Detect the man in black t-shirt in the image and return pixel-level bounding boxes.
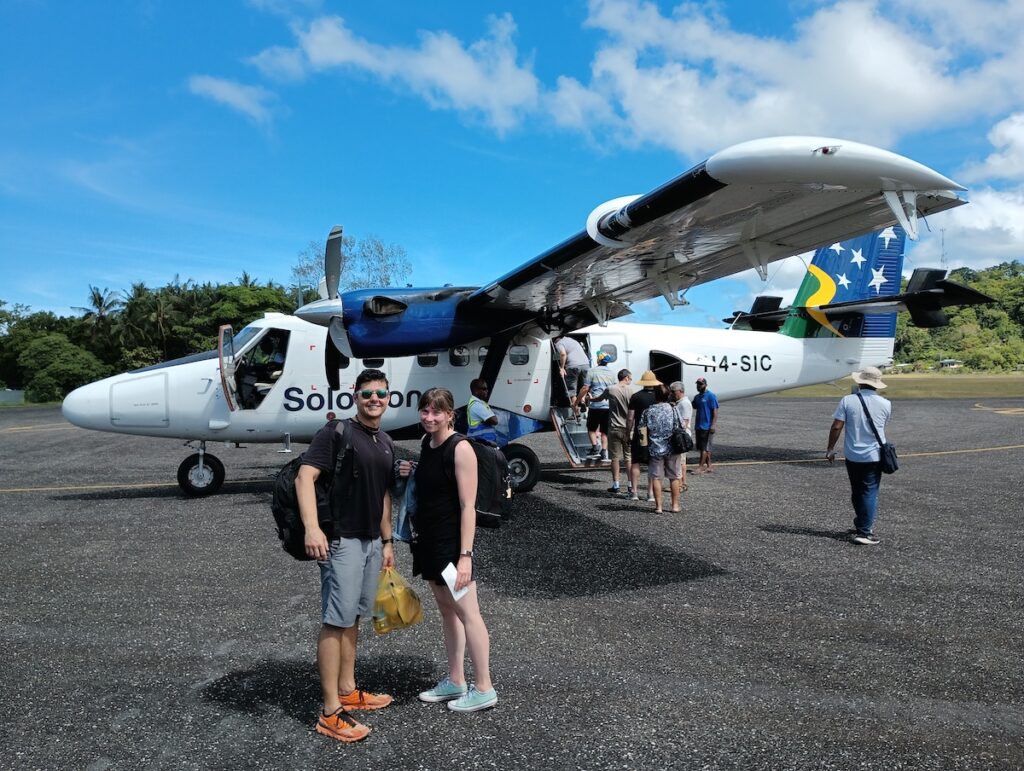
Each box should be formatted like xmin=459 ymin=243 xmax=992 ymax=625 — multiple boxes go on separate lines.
xmin=296 ymin=369 xmax=397 ymax=743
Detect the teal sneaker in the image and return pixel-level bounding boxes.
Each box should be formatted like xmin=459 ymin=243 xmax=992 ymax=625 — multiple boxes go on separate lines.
xmin=447 ymin=685 xmax=498 ymax=713
xmin=418 ymin=677 xmax=468 ymax=703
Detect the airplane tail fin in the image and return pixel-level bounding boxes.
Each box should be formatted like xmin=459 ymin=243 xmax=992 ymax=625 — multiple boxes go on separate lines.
xmin=778 ymin=227 xmax=905 ymax=338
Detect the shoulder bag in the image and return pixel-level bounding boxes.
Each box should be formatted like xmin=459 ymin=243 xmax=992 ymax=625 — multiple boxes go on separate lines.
xmin=669 ymin=405 xmax=694 ymax=455
xmin=856 ymin=392 xmax=898 ymax=474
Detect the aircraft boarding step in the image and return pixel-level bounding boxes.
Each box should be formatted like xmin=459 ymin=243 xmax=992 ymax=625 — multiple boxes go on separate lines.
xmin=550 ymin=407 xmax=610 ymax=468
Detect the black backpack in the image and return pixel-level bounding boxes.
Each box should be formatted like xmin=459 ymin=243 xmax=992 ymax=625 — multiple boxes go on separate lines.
xmin=443 ymin=434 xmax=514 ymax=529
xmin=271 ymin=419 xmax=354 ymax=560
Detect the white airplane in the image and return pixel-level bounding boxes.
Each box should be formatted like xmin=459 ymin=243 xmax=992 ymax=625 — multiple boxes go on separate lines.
xmin=62 ymin=136 xmax=989 ymax=495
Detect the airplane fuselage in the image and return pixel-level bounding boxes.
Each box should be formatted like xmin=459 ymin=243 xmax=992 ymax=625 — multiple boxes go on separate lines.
xmin=62 ymin=313 xmax=893 ymax=444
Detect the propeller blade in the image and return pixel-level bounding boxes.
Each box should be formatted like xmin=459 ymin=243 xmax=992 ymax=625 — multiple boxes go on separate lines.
xmin=325 ymin=225 xmax=343 ymax=300
xmin=328 ymin=315 xmax=353 ymax=360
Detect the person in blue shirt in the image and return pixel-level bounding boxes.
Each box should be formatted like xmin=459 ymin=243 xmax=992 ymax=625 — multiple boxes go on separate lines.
xmin=692 ymin=377 xmax=719 ymax=474
xmin=826 ymin=367 xmax=892 ymax=546
xmin=466 ymin=379 xmax=499 ymax=444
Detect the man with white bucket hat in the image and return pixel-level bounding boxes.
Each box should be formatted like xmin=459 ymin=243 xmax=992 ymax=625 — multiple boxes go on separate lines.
xmin=825 ymin=367 xmax=892 ymax=546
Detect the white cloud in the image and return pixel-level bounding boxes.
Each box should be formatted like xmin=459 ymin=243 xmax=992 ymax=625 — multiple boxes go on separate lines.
xmin=959 ymin=113 xmax=1024 ymax=183
xmin=252 ymin=14 xmax=540 ymax=132
xmin=248 ymin=45 xmax=308 ymax=82
xmin=556 ymin=0 xmax=1024 ymax=156
xmin=188 ymin=75 xmax=275 ymax=124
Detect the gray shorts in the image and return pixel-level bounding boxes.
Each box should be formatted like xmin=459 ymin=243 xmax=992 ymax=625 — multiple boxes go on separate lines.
xmin=318 ymin=536 xmax=382 ymax=628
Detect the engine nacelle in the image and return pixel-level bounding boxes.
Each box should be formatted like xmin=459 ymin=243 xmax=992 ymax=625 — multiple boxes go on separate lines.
xmin=336 ymin=287 xmax=532 ymax=358
xmin=585 ymin=195 xmax=641 ymax=247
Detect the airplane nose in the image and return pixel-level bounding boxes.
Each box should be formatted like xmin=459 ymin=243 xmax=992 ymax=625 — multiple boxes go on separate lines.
xmin=62 ymin=380 xmax=109 ymax=430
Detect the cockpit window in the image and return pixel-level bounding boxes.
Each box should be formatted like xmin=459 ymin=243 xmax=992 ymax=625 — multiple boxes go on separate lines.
xmin=230 ymin=324 xmax=263 ymax=355
xmin=236 ymin=328 xmax=290 ymax=409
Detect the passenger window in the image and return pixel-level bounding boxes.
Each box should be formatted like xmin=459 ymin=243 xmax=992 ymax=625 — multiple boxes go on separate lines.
xmin=478 ymin=345 xmax=489 ymax=364
xmin=362 ymin=358 xmax=385 ymax=368
xmin=508 ymin=345 xmax=530 ymax=365
xmin=417 ymin=352 xmax=439 ymax=368
xmin=450 ymin=346 xmax=470 ymax=367
xmin=598 ymin=344 xmax=617 ymax=363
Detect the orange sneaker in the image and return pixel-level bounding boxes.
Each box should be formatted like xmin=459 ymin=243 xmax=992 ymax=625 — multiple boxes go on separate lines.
xmin=315 ymin=707 xmax=370 ymax=743
xmin=339 ymin=689 xmax=393 ymax=710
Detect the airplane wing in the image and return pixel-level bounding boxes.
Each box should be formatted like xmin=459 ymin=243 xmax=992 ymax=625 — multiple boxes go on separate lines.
xmin=468 ymin=136 xmax=965 ymax=328
xmin=297 ymin=135 xmax=967 ymax=357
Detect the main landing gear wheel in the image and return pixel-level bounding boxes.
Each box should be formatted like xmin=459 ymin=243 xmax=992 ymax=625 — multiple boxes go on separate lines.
xmin=503 ymin=443 xmax=540 ymax=493
xmin=177 ymin=453 xmax=225 ymax=496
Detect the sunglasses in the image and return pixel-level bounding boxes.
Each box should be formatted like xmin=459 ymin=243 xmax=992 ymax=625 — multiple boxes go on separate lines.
xmin=358 ymin=388 xmax=389 ymax=399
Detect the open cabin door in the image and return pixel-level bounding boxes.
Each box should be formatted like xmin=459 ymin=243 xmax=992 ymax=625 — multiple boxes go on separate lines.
xmin=648 ymin=350 xmax=682 ymax=388
xmin=218 ymin=324 xmax=238 ymax=412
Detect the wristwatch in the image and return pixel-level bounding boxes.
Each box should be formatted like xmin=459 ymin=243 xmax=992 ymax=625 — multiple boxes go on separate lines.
xmin=381 ymin=538 xmax=394 ymax=545
xmin=460 ymin=549 xmax=473 ymax=558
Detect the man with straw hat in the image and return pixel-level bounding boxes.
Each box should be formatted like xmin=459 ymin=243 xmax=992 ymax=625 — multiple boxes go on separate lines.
xmin=825 ymin=366 xmax=892 ymax=546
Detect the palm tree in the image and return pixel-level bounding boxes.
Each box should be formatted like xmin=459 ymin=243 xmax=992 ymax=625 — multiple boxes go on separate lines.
xmin=73 ymin=285 xmax=122 ymax=343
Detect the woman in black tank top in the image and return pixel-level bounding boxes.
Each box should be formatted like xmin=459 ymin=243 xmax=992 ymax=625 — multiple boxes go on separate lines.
xmin=403 ymin=388 xmax=497 ymax=712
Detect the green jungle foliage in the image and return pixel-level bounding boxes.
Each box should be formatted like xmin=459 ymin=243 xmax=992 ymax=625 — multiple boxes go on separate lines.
xmin=0 ymin=278 xmax=297 ymax=400
xmin=894 ymin=261 xmax=1024 ymax=371
xmin=1 ymin=234 xmax=412 ymax=402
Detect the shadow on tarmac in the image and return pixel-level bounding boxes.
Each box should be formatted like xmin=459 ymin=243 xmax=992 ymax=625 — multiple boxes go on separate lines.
xmin=200 ymin=654 xmax=436 ymax=723
xmin=760 ymin=523 xmax=852 ymax=541
xmin=489 ymin=498 xmax=726 ymax=599
xmin=50 ymin=479 xmax=274 ymax=502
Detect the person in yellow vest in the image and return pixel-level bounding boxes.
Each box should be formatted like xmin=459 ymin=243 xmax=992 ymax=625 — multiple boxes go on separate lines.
xmin=467 ymin=379 xmax=499 ymax=443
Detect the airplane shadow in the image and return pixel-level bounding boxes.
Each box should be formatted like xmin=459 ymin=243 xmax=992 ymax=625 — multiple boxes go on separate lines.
xmin=760 ymin=523 xmax=851 ymax=541
xmin=199 ymin=654 xmax=435 ymax=723
xmin=51 ymin=479 xmax=273 ymax=502
xmin=487 ymin=499 xmax=726 ymax=600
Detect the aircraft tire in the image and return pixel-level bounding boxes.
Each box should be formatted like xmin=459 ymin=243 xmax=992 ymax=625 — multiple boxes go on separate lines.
xmin=177 ymin=453 xmax=226 ymax=497
xmin=504 ymin=443 xmax=539 ymax=493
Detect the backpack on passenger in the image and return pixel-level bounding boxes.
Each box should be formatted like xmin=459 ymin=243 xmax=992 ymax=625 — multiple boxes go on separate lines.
xmin=271 ymin=419 xmax=353 ymax=560
xmin=443 ymin=434 xmax=514 ymax=529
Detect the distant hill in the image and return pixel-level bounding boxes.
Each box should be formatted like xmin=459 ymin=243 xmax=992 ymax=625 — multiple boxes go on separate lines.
xmin=895 ymin=261 xmax=1024 ymax=371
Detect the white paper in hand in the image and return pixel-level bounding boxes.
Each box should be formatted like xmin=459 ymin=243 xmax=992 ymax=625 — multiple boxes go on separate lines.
xmin=442 ymin=562 xmax=469 ymax=602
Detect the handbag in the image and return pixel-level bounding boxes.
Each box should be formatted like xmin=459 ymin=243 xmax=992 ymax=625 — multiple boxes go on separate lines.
xmin=856 ymin=392 xmax=898 ymax=474
xmin=669 ymin=406 xmax=694 ymax=455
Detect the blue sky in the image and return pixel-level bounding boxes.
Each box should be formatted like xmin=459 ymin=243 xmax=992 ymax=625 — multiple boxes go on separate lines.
xmin=3 ymin=0 xmax=1024 ymax=329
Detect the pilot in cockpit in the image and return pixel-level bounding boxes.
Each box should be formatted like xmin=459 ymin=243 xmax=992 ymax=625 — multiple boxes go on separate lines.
xmin=239 ymin=331 xmax=289 ymax=408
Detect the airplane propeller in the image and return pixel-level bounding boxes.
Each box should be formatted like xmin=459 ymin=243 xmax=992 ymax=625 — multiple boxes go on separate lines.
xmin=325 ymin=225 xmax=342 ymax=300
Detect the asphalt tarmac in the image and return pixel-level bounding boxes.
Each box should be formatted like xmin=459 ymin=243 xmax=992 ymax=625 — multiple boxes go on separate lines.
xmin=2 ymin=396 xmax=1022 ymax=770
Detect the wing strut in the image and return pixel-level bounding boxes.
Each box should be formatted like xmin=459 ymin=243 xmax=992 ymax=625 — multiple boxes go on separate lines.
xmin=741 ymin=240 xmax=776 ymax=281
xmin=653 ymin=271 xmax=690 ymax=309
xmin=583 ymin=296 xmax=614 ymax=327
xmin=883 ymin=190 xmax=919 ymax=240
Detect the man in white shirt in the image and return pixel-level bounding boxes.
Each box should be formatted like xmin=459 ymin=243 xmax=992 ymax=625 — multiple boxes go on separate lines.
xmin=668 ymin=381 xmax=693 ymax=491
xmin=826 ymin=367 xmax=892 ymax=546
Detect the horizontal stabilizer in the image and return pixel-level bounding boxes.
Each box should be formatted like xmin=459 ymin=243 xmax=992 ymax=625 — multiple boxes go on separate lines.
xmin=724 ymin=269 xmax=995 ymax=331
xmin=725 ymin=296 xmax=786 ymax=330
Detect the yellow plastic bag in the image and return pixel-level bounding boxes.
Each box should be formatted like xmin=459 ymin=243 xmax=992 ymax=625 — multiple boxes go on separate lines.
xmin=373 ymin=567 xmax=424 ymax=635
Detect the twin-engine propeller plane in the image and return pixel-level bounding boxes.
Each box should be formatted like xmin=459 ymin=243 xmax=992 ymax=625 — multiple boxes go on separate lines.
xmin=62 ymin=136 xmax=992 ymax=495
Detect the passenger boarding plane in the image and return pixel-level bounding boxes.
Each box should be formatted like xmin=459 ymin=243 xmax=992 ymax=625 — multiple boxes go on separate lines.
xmin=61 ymin=136 xmax=991 ymax=495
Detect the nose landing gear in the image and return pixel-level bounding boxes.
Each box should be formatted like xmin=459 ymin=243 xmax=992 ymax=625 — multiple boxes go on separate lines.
xmin=177 ymin=441 xmax=225 ymax=496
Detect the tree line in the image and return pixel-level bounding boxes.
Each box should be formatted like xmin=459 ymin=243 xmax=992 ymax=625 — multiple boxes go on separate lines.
xmin=0 ymin=235 xmax=410 ymax=402
xmin=894 ymin=261 xmax=1024 ymax=371
xmin=1 ymin=257 xmax=1019 ymax=403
